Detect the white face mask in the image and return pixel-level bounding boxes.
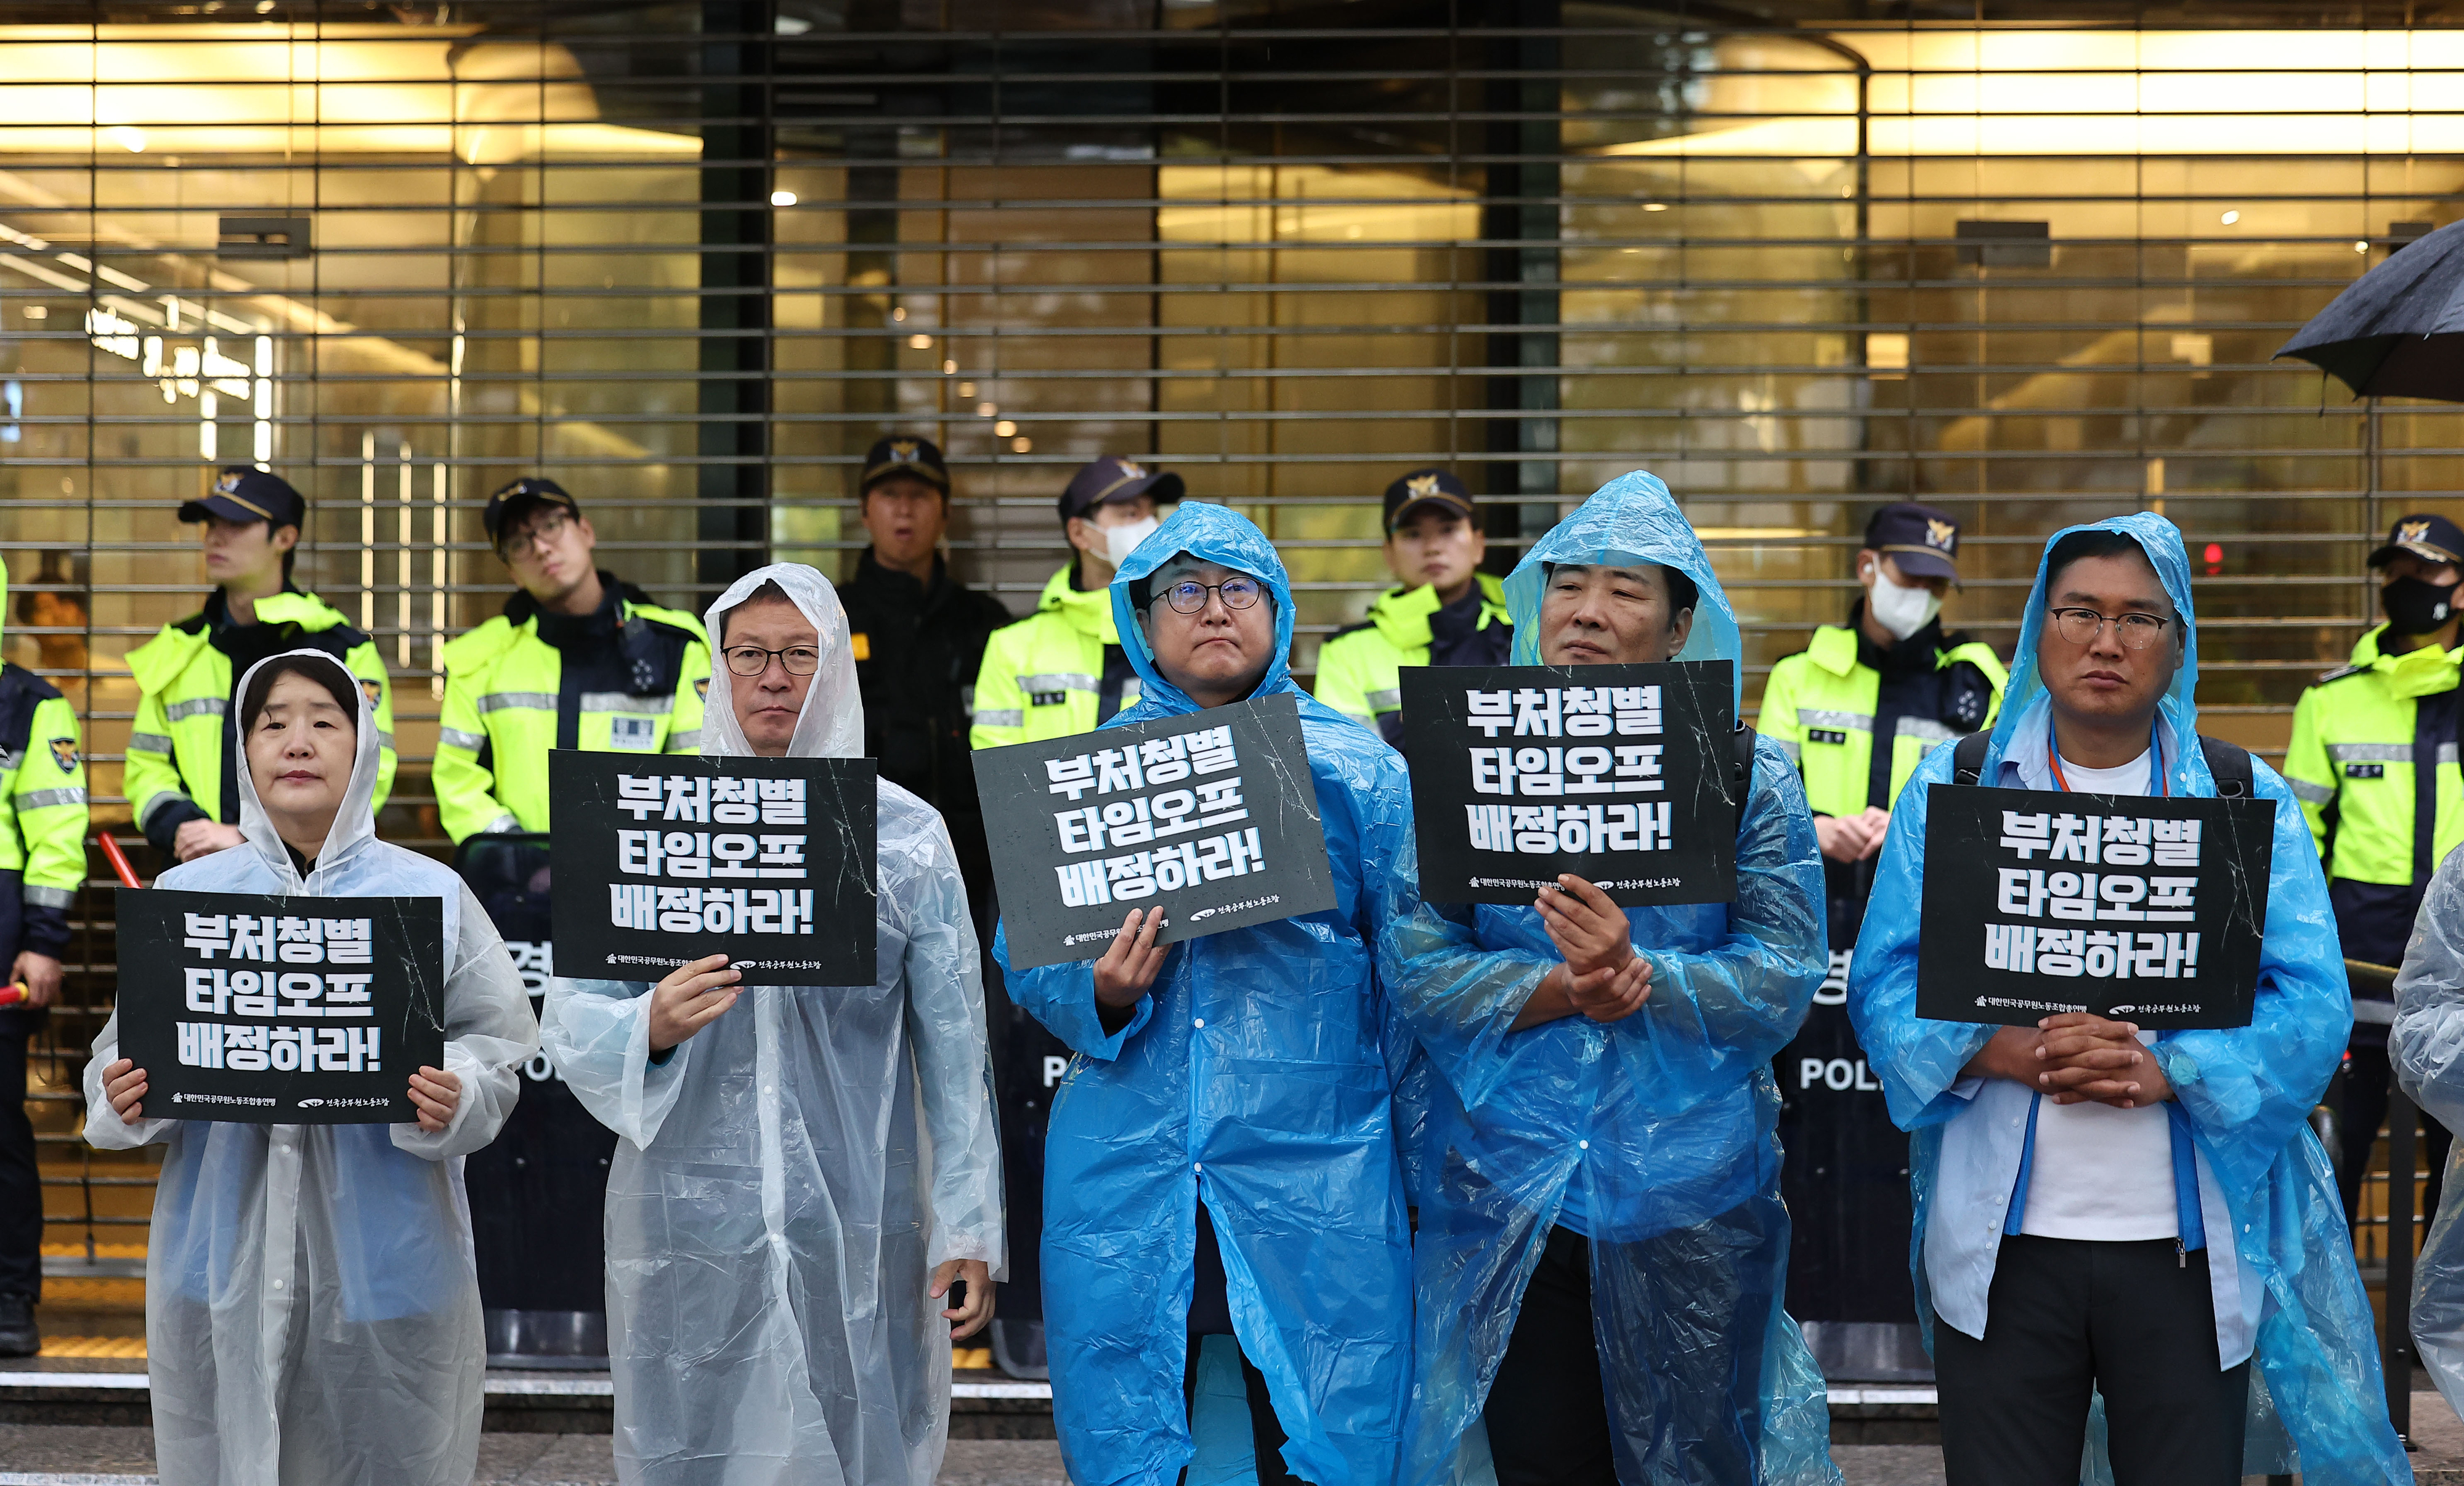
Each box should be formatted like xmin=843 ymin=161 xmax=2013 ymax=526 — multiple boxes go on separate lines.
xmin=1103 ymin=514 xmax=1160 ymax=570
xmin=1865 ymin=562 xmax=1942 ymax=641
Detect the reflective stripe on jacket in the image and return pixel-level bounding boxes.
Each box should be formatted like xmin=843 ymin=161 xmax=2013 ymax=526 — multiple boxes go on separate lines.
xmin=126 ymin=590 xmax=394 ymax=840
xmin=433 ymin=590 xmax=710 ymax=843
xmin=1757 ymin=621 xmax=2007 ymax=817
xmin=968 ymin=565 xmax=1138 ymax=749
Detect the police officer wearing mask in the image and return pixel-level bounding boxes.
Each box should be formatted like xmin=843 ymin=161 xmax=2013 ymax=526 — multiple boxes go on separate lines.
xmin=1756 ymin=500 xmax=2006 ymax=1375
xmin=2285 ymin=511 xmax=2464 ymax=1224
xmin=837 ymin=437 xmax=1013 ymax=904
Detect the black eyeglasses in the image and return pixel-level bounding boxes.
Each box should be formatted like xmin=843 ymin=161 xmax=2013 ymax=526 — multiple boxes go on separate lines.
xmin=2046 ymin=607 xmax=2172 ymax=651
xmin=1159 ymin=577 xmax=1263 ymax=615
xmin=722 ymin=644 xmax=824 ymax=677
xmin=498 ymin=510 xmax=574 ymax=557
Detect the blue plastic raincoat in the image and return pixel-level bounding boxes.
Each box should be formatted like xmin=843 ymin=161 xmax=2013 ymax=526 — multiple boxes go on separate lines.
xmin=1378 ymin=471 xmax=1839 ymax=1486
xmin=1846 ymin=511 xmax=2409 ymax=1484
xmin=995 ymin=502 xmax=1421 ymax=1486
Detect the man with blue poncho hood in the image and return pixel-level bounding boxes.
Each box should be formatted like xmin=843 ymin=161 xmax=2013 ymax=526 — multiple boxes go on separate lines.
xmin=1848 ymin=513 xmax=2409 ymax=1484
xmin=1380 ymin=471 xmax=1839 ymax=1486
xmin=997 ymin=501 xmax=1421 ymax=1486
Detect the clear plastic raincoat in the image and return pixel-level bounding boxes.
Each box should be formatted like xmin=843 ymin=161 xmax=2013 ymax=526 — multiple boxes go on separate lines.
xmin=2393 ymin=842 xmax=2464 ymax=1424
xmin=1377 ymin=471 xmax=1839 ymax=1486
xmin=84 ymin=649 xmax=538 ymax=1486
xmin=1848 ymin=512 xmax=2409 ymax=1484
xmin=995 ymin=502 xmax=1422 ymax=1486
xmin=541 ymin=562 xmax=1005 ymax=1486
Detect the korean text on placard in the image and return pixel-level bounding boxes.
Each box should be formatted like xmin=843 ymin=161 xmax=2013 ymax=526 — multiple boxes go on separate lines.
xmin=1980 ymin=810 xmax=2204 ymax=981
xmin=607 ymin=772 xmax=815 ymax=935
xmin=171 ymin=912 xmax=386 ymax=1072
xmin=1042 ymin=726 xmax=1268 ymax=904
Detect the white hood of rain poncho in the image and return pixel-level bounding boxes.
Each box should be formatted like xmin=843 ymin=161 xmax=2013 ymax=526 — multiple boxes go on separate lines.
xmin=83 ymin=648 xmax=537 ymax=1486
xmin=1377 ymin=471 xmax=1839 ymax=1486
xmin=1850 ymin=513 xmax=2409 ymax=1484
xmin=541 ymin=562 xmax=1004 ymax=1486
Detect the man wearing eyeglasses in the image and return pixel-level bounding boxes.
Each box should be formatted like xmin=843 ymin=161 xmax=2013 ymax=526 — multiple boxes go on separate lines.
xmin=2284 ymin=513 xmax=2464 ymax=1227
xmin=1849 ymin=516 xmax=2398 ymax=1483
xmin=434 ymin=479 xmax=712 ymax=844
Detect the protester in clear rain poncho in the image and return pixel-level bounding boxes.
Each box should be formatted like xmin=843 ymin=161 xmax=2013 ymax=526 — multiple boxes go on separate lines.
xmin=995 ymin=501 xmax=1422 ymax=1486
xmin=2394 ymin=835 xmax=2464 ymax=1426
xmin=84 ymin=649 xmax=538 ymax=1486
xmin=541 ymin=562 xmax=1005 ymax=1486
xmin=1377 ymin=471 xmax=1838 ymax=1486
xmin=1849 ymin=513 xmax=2409 ymax=1484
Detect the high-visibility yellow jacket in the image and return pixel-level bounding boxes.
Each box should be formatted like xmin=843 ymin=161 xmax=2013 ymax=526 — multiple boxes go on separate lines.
xmin=1311 ymin=574 xmax=1512 ymax=747
xmin=127 ymin=590 xmax=392 ymax=853
xmin=969 ymin=566 xmax=1140 ymax=751
xmin=2282 ymin=622 xmax=2464 ymax=973
xmin=1757 ymin=617 xmax=2008 ymax=818
xmin=0 ymin=663 xmax=87 ymax=964
xmin=434 ymin=578 xmax=710 ymax=843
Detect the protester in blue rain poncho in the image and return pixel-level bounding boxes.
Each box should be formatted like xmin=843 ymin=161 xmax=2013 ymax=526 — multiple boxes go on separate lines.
xmin=997 ymin=502 xmax=1421 ymax=1486
xmin=85 ymin=649 xmax=538 ymax=1486
xmin=1379 ymin=471 xmax=1838 ymax=1486
xmin=541 ymin=564 xmax=1005 ymax=1486
xmin=1849 ymin=513 xmax=2408 ymax=1484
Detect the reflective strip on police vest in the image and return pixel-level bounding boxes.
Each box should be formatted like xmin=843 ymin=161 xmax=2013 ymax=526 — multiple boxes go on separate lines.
xmin=482 ymin=813 xmax=522 ymax=836
xmin=2328 ymin=743 xmax=2416 ymax=764
xmin=1018 ymin=672 xmax=1098 ymax=694
xmin=137 ymin=790 xmax=195 ymax=825
xmin=1123 ymin=679 xmax=1142 ymax=700
xmin=579 ymin=692 xmax=671 ymax=717
xmin=1797 ymin=707 xmax=1871 ymax=733
xmin=166 ymin=697 xmax=228 ymax=723
xmin=128 ymin=731 xmax=174 ymax=755
xmin=1897 ymin=717 xmax=1959 ymax=744
xmin=377 ymin=730 xmax=396 ymax=751
xmin=667 ymin=730 xmax=701 ymax=752
xmin=2286 ymin=776 xmax=2335 ymax=805
xmin=1365 ymin=688 xmax=1403 ymax=713
xmin=16 ymin=788 xmax=85 ymax=810
xmin=1773 ymin=737 xmax=1802 ymax=761
xmin=438 ymin=726 xmax=488 ymax=752
xmin=23 ymin=885 xmax=74 ymax=909
xmin=975 ymin=709 xmax=1026 ymax=729
xmin=476 ymin=691 xmax=557 ymax=713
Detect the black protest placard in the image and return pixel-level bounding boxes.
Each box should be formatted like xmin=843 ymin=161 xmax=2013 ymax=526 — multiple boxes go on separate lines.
xmin=116 ymin=890 xmax=445 ymax=1124
xmin=1916 ymin=784 xmax=2274 ymax=1030
xmin=549 ymin=752 xmax=877 ymax=987
xmin=974 ymin=692 xmax=1338 ymax=972
xmin=1400 ymin=661 xmax=1740 ymax=907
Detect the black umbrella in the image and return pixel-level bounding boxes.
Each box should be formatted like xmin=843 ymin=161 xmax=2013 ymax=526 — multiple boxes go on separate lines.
xmin=2276 ymin=217 xmax=2464 ymax=401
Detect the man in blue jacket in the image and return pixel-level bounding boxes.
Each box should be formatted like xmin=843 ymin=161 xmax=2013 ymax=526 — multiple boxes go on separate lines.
xmin=1849 ymin=513 xmax=2408 ymax=1484
xmin=997 ymin=503 xmax=1420 ymax=1486
xmin=1380 ymin=471 xmax=1838 ymax=1486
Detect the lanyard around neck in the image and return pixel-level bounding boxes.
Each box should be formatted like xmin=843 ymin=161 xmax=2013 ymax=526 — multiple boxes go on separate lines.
xmin=2045 ymin=719 xmax=2167 ymax=799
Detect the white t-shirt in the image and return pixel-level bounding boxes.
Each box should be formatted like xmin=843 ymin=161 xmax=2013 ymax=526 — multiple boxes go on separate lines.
xmin=2015 ymin=747 xmax=2179 ymax=1242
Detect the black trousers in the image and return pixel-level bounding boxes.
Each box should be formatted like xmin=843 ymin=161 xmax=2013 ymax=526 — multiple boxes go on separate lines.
xmin=0 ymin=1026 xmax=38 ymax=1301
xmin=1483 ymin=1226 xmax=1616 ymax=1486
xmin=2337 ymin=1042 xmax=2452 ymax=1229
xmin=1183 ymin=1203 xmax=1303 ymax=1486
xmin=1935 ymin=1235 xmax=2250 ymax=1486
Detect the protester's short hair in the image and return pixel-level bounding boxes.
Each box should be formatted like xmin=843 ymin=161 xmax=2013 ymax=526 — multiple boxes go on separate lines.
xmin=718 ymin=579 xmax=798 ymax=645
xmin=2042 ymin=529 xmax=2163 ymax=603
xmin=239 ymin=655 xmax=361 ymax=738
xmin=1541 ymin=562 xmax=1696 ymax=630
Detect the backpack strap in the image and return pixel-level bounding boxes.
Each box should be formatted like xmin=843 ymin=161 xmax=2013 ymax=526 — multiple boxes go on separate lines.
xmin=1953 ymin=730 xmax=1992 ymax=786
xmin=1730 ymin=721 xmax=1759 ymax=790
xmin=2195 ymin=734 xmax=2255 ymax=799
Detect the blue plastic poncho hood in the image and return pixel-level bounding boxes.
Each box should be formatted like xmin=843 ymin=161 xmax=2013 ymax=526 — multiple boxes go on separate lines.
xmin=1847 ymin=513 xmax=2409 ymax=1484
xmin=1001 ymin=499 xmax=1426 ymax=1486
xmin=1109 ymin=500 xmax=1299 ymax=715
xmin=1502 ymin=469 xmax=1745 ymax=713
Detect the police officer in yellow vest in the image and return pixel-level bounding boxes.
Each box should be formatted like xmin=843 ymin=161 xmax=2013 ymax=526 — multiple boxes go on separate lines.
xmin=434 ymin=479 xmax=710 ymax=843
xmin=1756 ymin=500 xmax=2005 ymax=1376
xmin=2285 ymin=511 xmax=2464 ymax=1224
xmin=0 ymin=553 xmax=87 ymax=1357
xmin=970 ymin=455 xmax=1181 ymax=749
xmin=1313 ymin=468 xmax=1511 ymax=749
xmin=127 ymin=468 xmax=394 ymax=863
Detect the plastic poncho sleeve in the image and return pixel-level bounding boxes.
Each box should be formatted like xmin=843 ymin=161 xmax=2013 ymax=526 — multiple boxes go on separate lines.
xmin=1379 ymin=741 xmax=1826 ymax=1113
xmin=2281 ymin=682 xmax=2340 ymax=857
xmin=81 ymin=1007 xmax=176 ymax=1150
xmin=540 ymin=974 xmax=698 ymax=1149
xmin=899 ymin=811 xmax=1008 ymax=1275
xmin=389 ymin=882 xmax=539 ymax=1161
xmin=999 ymin=932 xmax=1159 ymax=1062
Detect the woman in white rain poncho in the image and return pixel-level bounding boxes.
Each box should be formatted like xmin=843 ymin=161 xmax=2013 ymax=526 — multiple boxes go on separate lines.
xmin=542 ymin=562 xmax=1005 ymax=1486
xmin=84 ymin=649 xmax=538 ymax=1486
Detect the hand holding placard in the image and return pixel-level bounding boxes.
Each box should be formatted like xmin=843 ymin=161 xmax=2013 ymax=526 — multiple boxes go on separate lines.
xmin=2033 ymin=1012 xmax=2171 ymax=1109
xmin=407 ymin=1066 xmax=463 ymax=1132
xmin=646 ymin=954 xmax=743 ymax=1052
xmin=1093 ymin=907 xmax=1167 ymax=1009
